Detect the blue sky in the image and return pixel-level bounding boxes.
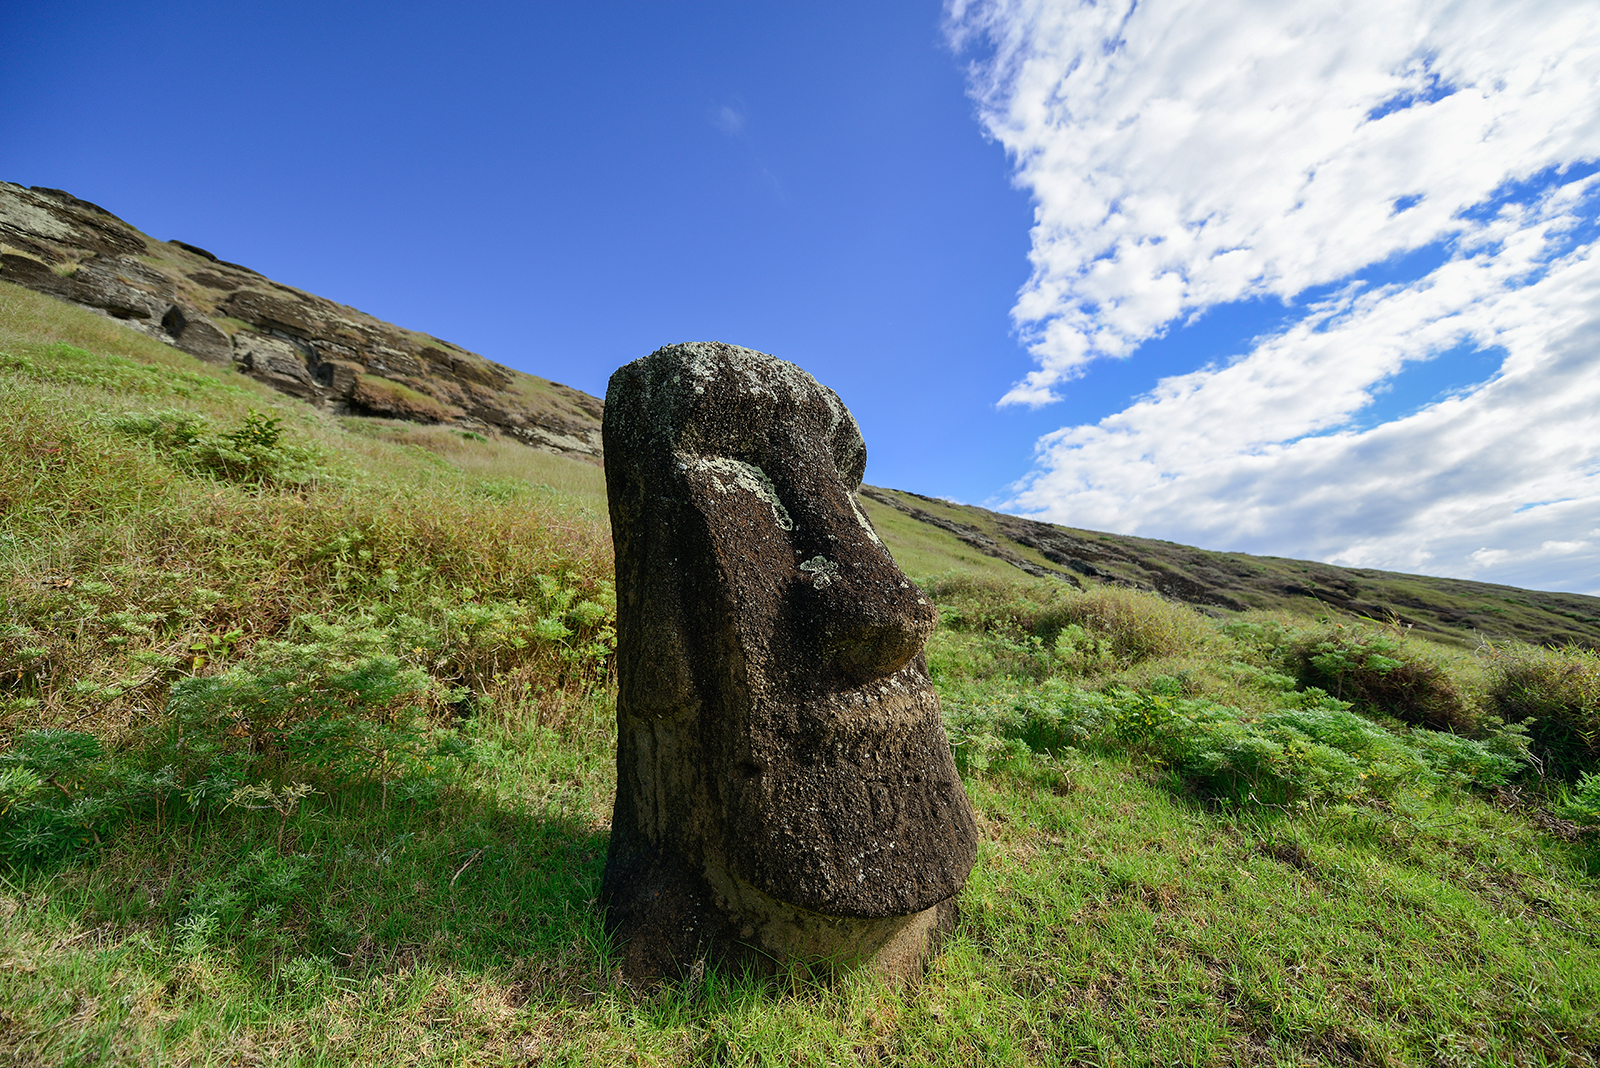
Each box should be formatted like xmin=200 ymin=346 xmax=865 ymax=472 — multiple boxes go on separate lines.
xmin=0 ymin=1 xmax=1055 ymax=498
xmin=5 ymin=1 xmax=1599 ymax=593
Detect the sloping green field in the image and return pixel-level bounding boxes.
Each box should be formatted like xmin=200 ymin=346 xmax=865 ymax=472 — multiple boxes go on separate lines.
xmin=860 ymin=489 xmax=1600 ymax=651
xmin=3 ymin=280 xmax=1599 ymax=1066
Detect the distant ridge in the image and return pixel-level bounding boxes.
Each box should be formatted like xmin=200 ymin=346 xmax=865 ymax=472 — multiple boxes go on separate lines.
xmin=0 ymin=182 xmax=602 ymax=461
xmin=859 ymin=487 xmax=1600 ymax=650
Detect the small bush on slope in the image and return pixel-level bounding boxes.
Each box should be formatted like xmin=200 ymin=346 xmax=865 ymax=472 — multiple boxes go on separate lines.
xmin=941 ymin=676 xmax=1527 ymax=806
xmin=1 ymin=647 xmax=478 ymax=868
xmin=1560 ymin=771 xmax=1600 ymax=824
xmin=925 ymin=583 xmax=1533 ymax=808
xmin=1485 ymin=642 xmax=1600 ymax=778
xmin=108 ymin=407 xmax=327 ymax=486
xmin=923 ymin=573 xmax=1211 ymax=681
xmin=1281 ymin=623 xmax=1476 ymax=734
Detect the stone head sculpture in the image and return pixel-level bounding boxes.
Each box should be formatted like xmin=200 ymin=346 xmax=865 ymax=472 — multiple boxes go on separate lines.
xmin=601 ymin=341 xmax=978 ymax=981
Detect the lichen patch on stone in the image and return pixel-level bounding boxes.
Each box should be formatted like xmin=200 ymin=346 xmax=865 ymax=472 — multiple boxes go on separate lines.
xmin=849 ymin=494 xmax=884 ymax=546
xmin=681 ymin=454 xmax=794 ymax=531
xmin=798 ymin=555 xmax=840 ymax=589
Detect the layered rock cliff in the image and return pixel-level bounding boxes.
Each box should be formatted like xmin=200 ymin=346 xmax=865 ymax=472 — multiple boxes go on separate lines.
xmin=0 ymin=182 xmax=602 ymax=460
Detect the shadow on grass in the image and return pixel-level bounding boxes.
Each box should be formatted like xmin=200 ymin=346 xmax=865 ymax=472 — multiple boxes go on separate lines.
xmin=13 ymin=782 xmax=615 ymax=989
xmin=8 ymin=777 xmax=918 ymax=1024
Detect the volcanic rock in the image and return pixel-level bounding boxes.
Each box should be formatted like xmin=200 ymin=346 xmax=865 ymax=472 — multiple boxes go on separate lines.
xmin=159 ymin=304 xmax=232 ymax=364
xmin=231 ymin=332 xmax=321 ymax=400
xmin=601 ymin=341 xmax=978 ymax=981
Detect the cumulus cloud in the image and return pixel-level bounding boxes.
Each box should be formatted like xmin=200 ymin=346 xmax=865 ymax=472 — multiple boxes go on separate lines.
xmin=947 ymin=0 xmax=1600 ymax=591
xmin=1010 ymin=183 xmax=1600 ymax=590
xmin=949 ymin=0 xmax=1600 ymax=404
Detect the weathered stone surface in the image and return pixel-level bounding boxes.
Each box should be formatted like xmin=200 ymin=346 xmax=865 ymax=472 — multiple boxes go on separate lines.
xmin=601 ymin=342 xmax=978 ymax=981
xmin=187 ymin=269 xmax=244 ymax=291
xmin=221 ymin=287 xmax=327 ymax=339
xmin=170 ymin=240 xmax=218 ymax=262
xmin=231 ymin=332 xmax=322 ymax=400
xmin=0 ymin=180 xmax=606 ymax=461
xmin=59 ymin=255 xmax=174 ymax=320
xmin=0 ymin=252 xmax=61 ymax=288
xmin=160 ymin=304 xmax=232 ymax=364
xmin=509 ymin=423 xmax=603 ymax=456
xmin=318 ymin=359 xmax=363 ymax=396
xmin=0 ymin=185 xmax=147 ymax=257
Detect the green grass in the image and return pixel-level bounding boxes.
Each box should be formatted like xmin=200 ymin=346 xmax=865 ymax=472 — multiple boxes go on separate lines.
xmin=4 ymin=280 xmax=1599 ymax=1066
xmin=337 ymin=418 xmax=606 ymax=505
xmin=0 ymin=282 xmax=613 ymax=742
xmin=858 ymin=496 xmax=1030 ymax=584
xmin=5 ymin=733 xmax=1595 ymax=1065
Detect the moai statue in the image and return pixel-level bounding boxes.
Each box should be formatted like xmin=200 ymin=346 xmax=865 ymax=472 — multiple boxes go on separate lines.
xmin=600 ymin=341 xmax=978 ymax=981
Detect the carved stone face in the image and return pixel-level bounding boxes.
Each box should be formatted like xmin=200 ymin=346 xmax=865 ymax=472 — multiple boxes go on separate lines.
xmin=601 ymin=342 xmax=978 ymax=978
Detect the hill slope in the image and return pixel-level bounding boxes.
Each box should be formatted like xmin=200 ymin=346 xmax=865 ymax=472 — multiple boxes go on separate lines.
xmin=859 ymin=486 xmax=1600 ymax=649
xmin=5 ymin=180 xmax=1598 ymax=651
xmin=0 ymin=182 xmax=602 ymax=459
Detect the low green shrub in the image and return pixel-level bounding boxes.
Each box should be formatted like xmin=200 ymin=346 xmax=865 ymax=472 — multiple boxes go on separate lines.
xmin=942 ymin=677 xmax=1526 ymax=807
xmin=0 ymin=650 xmax=477 ymax=870
xmin=924 ymin=574 xmax=1210 ymax=681
xmin=1485 ymin=643 xmax=1600 ymax=778
xmin=172 ymin=847 xmax=315 ymax=957
xmin=1556 ymin=772 xmax=1600 ymax=825
xmin=1282 ymin=624 xmax=1475 ymax=734
xmin=108 ymin=407 xmax=326 ymax=486
xmin=1037 ymin=585 xmax=1213 ymax=664
xmin=0 ymin=729 xmax=124 ymax=865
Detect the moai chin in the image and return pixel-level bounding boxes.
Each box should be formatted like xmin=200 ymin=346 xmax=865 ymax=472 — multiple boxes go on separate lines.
xmin=600 ymin=341 xmax=979 ymax=982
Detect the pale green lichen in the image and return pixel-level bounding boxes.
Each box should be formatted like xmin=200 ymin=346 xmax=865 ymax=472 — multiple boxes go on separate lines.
xmin=683 ymin=455 xmax=794 ymax=531
xmin=849 ymin=494 xmax=883 ymax=546
xmin=799 ymin=555 xmax=840 ymax=589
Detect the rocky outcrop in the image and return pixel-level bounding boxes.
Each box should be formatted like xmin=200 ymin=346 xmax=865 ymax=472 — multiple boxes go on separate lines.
xmin=0 ymin=182 xmax=602 ymax=461
xmin=158 ymin=304 xmax=231 ymax=364
xmin=601 ymin=342 xmax=978 ymax=982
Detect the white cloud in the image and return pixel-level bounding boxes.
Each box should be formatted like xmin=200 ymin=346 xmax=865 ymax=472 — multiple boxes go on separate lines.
xmin=947 ymin=0 xmax=1600 ymax=592
xmin=949 ymin=0 xmax=1600 ymax=404
xmin=1005 ymin=197 xmax=1600 ymax=589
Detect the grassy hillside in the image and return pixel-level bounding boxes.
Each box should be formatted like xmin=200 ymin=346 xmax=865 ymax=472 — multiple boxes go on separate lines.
xmin=861 ymin=488 xmax=1600 ymax=651
xmin=4 ymin=280 xmax=1600 ymax=1066
xmin=1 ymin=183 xmax=605 ymax=459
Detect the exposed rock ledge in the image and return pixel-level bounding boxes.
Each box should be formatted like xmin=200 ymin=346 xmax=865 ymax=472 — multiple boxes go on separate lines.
xmin=0 ymin=182 xmax=602 ymax=461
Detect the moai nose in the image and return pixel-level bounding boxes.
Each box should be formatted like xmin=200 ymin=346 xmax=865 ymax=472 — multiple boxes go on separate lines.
xmin=788 ymin=483 xmax=936 ymax=688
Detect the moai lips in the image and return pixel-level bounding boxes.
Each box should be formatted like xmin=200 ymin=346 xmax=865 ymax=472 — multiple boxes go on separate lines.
xmin=600 ymin=341 xmax=978 ymax=981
